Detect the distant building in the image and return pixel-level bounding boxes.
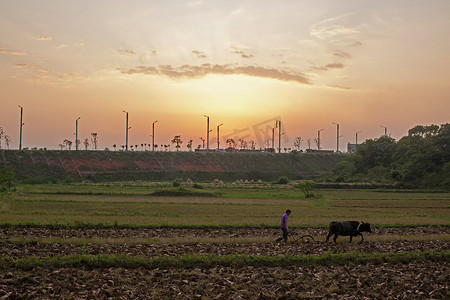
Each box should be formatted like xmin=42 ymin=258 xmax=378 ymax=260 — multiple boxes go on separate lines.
xmin=347 ymin=143 xmax=359 ymax=153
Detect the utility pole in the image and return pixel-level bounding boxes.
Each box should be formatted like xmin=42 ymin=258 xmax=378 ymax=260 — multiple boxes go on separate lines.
xmin=318 ymin=129 xmax=324 ymax=150
xmin=380 ymin=126 xmax=387 ymax=136
xmin=75 ymin=117 xmax=80 ymax=151
xmin=278 ymin=120 xmax=282 ymax=153
xmin=217 ymin=123 xmax=223 ymax=151
xmin=152 ymin=120 xmax=158 ymax=151
xmin=332 ymin=122 xmax=340 ymax=153
xmin=123 ymin=110 xmax=129 ymax=151
xmin=204 ymin=115 xmax=210 ymax=152
xmin=18 ymin=105 xmax=24 ymax=150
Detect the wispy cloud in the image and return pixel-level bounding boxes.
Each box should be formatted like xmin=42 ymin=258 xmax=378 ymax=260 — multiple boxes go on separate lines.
xmin=332 ymin=50 xmax=351 ymax=58
xmin=14 ymin=63 xmax=30 ymax=68
xmin=312 ymin=63 xmax=346 ymax=71
xmin=122 ymin=63 xmax=311 ymax=85
xmin=0 ymin=48 xmax=27 ymax=55
xmin=192 ymin=50 xmax=207 ymax=58
xmin=35 ymin=35 xmax=52 ymax=41
xmin=117 ymin=49 xmax=136 ymax=55
xmin=230 ymin=46 xmax=254 ymax=59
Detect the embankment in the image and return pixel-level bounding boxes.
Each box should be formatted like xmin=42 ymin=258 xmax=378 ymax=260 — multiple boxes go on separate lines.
xmin=0 ymin=150 xmax=345 ymax=182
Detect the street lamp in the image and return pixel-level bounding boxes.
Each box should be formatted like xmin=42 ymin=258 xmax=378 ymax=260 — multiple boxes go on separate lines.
xmin=217 ymin=123 xmax=223 ymax=151
xmin=18 ymin=105 xmax=24 ymax=150
xmin=123 ymin=110 xmax=129 ymax=151
xmin=278 ymin=120 xmax=282 ymax=153
xmin=75 ymin=117 xmax=81 ymax=151
xmin=317 ymin=129 xmax=324 ymax=150
xmin=152 ymin=120 xmax=158 ymax=152
xmin=380 ymin=126 xmax=387 ymax=136
xmin=356 ymin=131 xmax=362 ymax=146
xmin=332 ymin=122 xmax=340 ymax=153
xmin=204 ymin=115 xmax=210 ymax=152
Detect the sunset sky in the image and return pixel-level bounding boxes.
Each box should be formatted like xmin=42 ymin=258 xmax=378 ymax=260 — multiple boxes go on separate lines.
xmin=1 ymin=0 xmax=449 ymax=151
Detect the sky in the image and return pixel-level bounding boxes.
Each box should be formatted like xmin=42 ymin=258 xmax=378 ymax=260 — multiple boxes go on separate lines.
xmin=1 ymin=0 xmax=449 ymax=151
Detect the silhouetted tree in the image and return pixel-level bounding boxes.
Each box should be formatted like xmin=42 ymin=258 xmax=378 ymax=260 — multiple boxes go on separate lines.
xmin=84 ymin=138 xmax=90 ymax=150
xmin=91 ymin=133 xmax=98 ymax=150
xmin=171 ymin=135 xmax=183 ymax=151
xmin=4 ymin=135 xmax=11 ymax=149
xmin=226 ymin=138 xmax=236 ymax=148
xmin=294 ymin=137 xmax=303 ymax=151
xmin=187 ymin=139 xmax=193 ymax=151
xmin=199 ymin=137 xmax=205 ymax=149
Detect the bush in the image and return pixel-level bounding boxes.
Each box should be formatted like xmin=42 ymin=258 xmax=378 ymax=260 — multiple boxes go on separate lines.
xmin=295 ymin=181 xmax=317 ymax=198
xmin=172 ymin=179 xmax=182 ymax=187
xmin=193 ymin=183 xmax=204 ymax=189
xmin=277 ymin=176 xmax=289 ymax=184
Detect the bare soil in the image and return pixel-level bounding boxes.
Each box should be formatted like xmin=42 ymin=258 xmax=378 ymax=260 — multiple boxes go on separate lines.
xmin=0 ymin=226 xmax=448 ymax=299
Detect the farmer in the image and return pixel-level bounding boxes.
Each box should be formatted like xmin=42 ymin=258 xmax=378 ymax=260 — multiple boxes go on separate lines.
xmin=276 ymin=209 xmax=291 ymax=243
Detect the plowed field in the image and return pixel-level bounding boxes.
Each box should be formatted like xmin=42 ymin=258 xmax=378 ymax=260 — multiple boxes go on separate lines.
xmin=1 ymin=226 xmax=448 ymax=299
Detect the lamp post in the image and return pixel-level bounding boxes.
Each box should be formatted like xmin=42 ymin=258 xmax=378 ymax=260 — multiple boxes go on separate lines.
xmin=75 ymin=117 xmax=81 ymax=151
xmin=332 ymin=122 xmax=340 ymax=153
xmin=123 ymin=110 xmax=129 ymax=151
xmin=317 ymin=129 xmax=324 ymax=150
xmin=152 ymin=120 xmax=158 ymax=152
xmin=380 ymin=126 xmax=387 ymax=136
xmin=278 ymin=120 xmax=282 ymax=153
xmin=204 ymin=115 xmax=210 ymax=152
xmin=18 ymin=105 xmax=24 ymax=150
xmin=217 ymin=123 xmax=223 ymax=151
xmin=356 ymin=131 xmax=362 ymax=146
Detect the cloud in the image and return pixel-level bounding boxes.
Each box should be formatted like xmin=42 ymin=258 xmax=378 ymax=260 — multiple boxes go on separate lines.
xmin=325 ymin=63 xmax=345 ymax=69
xmin=14 ymin=64 xmax=30 ymax=68
xmin=0 ymin=48 xmax=27 ymax=55
xmin=311 ymin=16 xmax=359 ymax=40
xmin=332 ymin=50 xmax=351 ymax=58
xmin=35 ymin=35 xmax=52 ymax=41
xmin=121 ymin=63 xmax=311 ymax=85
xmin=352 ymin=41 xmax=362 ymax=47
xmin=187 ymin=1 xmax=203 ymax=6
xmin=311 ymin=63 xmax=346 ymax=72
xmin=192 ymin=50 xmax=207 ymax=59
xmin=117 ymin=49 xmax=136 ymax=55
xmin=230 ymin=46 xmax=254 ymax=59
xmin=327 ymin=85 xmax=357 ymax=91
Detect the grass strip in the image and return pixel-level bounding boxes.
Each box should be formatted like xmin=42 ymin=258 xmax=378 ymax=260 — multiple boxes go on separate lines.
xmin=1 ymin=250 xmax=448 ymax=271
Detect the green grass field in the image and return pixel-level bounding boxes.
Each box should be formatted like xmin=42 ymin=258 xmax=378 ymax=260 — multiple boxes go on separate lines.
xmin=1 ymin=183 xmax=449 ymax=227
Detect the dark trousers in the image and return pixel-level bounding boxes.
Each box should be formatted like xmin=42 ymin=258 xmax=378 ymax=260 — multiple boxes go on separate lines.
xmin=276 ymin=228 xmax=288 ymax=243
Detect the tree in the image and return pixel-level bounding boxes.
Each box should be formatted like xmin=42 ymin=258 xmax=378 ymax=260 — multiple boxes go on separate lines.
xmin=249 ymin=140 xmax=256 ymax=150
xmin=4 ymin=135 xmax=11 ymax=149
xmin=63 ymin=139 xmax=72 ymax=150
xmin=83 ymin=138 xmax=90 ymax=150
xmin=294 ymin=137 xmax=303 ymax=151
xmin=226 ymin=138 xmax=236 ymax=148
xmin=91 ymin=133 xmax=98 ymax=150
xmin=171 ymin=135 xmax=183 ymax=151
xmin=187 ymin=139 xmax=193 ymax=151
xmin=238 ymin=138 xmax=247 ymax=149
xmin=0 ymin=166 xmax=15 ymax=192
xmin=295 ymin=181 xmax=317 ymax=198
xmin=199 ymin=137 xmax=205 ymax=149
xmin=0 ymin=127 xmax=4 ymax=149
xmin=113 ymin=144 xmax=116 ymax=151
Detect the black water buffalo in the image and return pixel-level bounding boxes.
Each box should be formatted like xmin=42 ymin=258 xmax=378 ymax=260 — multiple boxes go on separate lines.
xmin=325 ymin=221 xmax=372 ymax=243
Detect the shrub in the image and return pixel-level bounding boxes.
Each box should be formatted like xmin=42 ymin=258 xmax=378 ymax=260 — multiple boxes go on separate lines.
xmin=276 ymin=176 xmax=289 ymax=184
xmin=295 ymin=180 xmax=317 ymax=198
xmin=172 ymin=179 xmax=182 ymax=187
xmin=193 ymin=183 xmax=204 ymax=189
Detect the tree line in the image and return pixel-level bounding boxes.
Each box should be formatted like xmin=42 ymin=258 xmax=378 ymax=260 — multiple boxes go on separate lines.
xmin=329 ymin=124 xmax=450 ymax=189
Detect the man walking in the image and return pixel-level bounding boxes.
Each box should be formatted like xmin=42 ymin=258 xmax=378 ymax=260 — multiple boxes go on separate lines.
xmin=276 ymin=209 xmax=291 ymax=243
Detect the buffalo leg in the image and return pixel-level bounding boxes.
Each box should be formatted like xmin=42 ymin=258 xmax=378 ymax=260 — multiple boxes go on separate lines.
xmin=333 ymin=234 xmax=338 ymax=243
xmin=325 ymin=232 xmax=333 ymax=243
